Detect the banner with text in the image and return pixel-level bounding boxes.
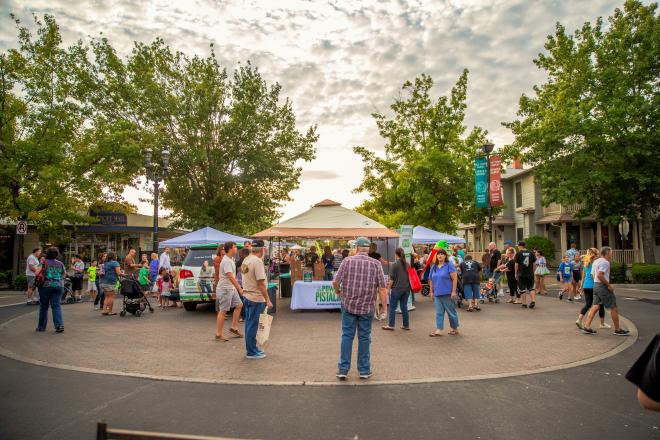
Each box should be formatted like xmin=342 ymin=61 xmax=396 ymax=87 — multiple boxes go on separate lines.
xmin=489 ymin=155 xmax=504 ymax=207
xmin=475 ymin=157 xmax=488 ymax=208
xmin=399 ymin=225 xmax=414 ymax=260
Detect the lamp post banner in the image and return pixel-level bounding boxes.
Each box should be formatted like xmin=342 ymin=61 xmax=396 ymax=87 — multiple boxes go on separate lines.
xmin=489 ymin=155 xmax=504 ymax=207
xmin=475 ymin=157 xmax=488 ymax=208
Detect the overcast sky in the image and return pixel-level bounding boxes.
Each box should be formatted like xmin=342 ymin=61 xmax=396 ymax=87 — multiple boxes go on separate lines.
xmin=0 ymin=0 xmax=624 ymax=222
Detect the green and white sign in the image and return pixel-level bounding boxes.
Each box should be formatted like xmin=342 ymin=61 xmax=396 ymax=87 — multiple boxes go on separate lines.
xmin=400 ymin=224 xmax=414 ymax=260
xmin=475 ymin=157 xmax=488 ymax=209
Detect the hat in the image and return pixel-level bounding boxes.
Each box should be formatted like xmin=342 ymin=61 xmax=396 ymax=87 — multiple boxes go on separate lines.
xmin=354 ymin=237 xmax=371 ymax=247
xmin=251 ymin=239 xmax=265 ymax=248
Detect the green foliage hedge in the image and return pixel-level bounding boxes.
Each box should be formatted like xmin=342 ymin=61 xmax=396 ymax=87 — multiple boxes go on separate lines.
xmin=632 ymin=264 xmax=660 ymax=284
xmin=609 ymin=262 xmax=626 ymax=284
xmin=13 ymin=274 xmax=27 ymax=291
xmin=0 ymin=270 xmax=11 ymax=285
xmin=524 ymin=235 xmax=555 ymax=261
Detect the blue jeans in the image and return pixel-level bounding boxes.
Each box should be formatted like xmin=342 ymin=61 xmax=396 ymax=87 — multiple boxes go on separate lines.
xmin=244 ymin=298 xmax=266 ymax=356
xmin=199 ymin=281 xmax=212 ymax=294
xmin=93 ymin=279 xmax=104 ymax=306
xmin=434 ymin=295 xmax=459 ymax=330
xmin=463 ymin=283 xmax=480 ymax=300
xmin=37 ymin=286 xmax=64 ymax=330
xmin=388 ymin=289 xmax=410 ymax=328
xmin=324 ymin=269 xmax=333 ymax=281
xmin=338 ymin=308 xmax=373 ymax=374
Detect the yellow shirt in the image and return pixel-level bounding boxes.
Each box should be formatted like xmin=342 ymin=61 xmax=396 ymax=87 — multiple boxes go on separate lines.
xmin=240 ymin=254 xmax=266 ymax=302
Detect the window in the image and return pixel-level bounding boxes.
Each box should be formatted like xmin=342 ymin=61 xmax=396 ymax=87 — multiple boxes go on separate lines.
xmin=515 ymin=181 xmax=523 ymax=208
xmin=517 ymin=228 xmax=524 ymax=242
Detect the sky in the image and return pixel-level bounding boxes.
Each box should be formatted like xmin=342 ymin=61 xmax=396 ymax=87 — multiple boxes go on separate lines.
xmin=0 ymin=0 xmax=624 ymax=222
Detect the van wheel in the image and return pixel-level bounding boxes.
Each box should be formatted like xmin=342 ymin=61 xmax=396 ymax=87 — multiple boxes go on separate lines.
xmin=183 ymin=302 xmax=197 ymax=312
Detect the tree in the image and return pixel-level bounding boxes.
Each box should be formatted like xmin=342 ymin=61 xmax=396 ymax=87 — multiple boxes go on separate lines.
xmin=0 ymin=15 xmax=140 ymax=269
xmin=90 ymin=39 xmax=318 ymax=234
xmin=504 ymin=0 xmax=659 ymax=262
xmin=354 ymin=70 xmax=490 ymax=233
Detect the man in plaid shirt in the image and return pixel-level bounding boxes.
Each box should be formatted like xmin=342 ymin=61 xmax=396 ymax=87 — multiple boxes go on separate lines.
xmin=333 ymin=237 xmax=387 ymax=380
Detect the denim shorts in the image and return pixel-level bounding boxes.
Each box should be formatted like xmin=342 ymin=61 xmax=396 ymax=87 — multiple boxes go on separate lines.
xmin=463 ymin=283 xmax=480 ymax=300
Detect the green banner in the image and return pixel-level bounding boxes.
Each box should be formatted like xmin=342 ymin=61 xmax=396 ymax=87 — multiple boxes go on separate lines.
xmin=399 ymin=225 xmax=414 ymax=259
xmin=475 ymin=157 xmax=488 ymax=208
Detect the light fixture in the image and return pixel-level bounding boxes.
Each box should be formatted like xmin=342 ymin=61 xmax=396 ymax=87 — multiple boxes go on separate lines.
xmin=482 ymin=143 xmax=494 ymax=155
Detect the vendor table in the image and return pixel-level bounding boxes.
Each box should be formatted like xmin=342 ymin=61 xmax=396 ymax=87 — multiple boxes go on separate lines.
xmin=290 ymin=280 xmax=341 ymax=310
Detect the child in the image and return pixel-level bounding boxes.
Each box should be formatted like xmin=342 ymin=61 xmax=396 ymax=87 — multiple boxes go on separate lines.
xmin=138 ymin=261 xmax=150 ymax=293
xmin=87 ymin=260 xmax=98 ymax=306
xmin=572 ymin=254 xmax=583 ymax=301
xmin=157 ymin=267 xmax=172 ymax=309
xmin=480 ymin=277 xmax=495 ymax=301
xmin=498 ymin=249 xmax=520 ymax=304
xmin=557 ymin=255 xmax=573 ymax=301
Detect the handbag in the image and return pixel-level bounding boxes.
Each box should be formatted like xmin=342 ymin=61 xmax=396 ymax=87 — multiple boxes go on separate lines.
xmin=256 ymin=307 xmax=273 ymax=346
xmin=408 ymin=267 xmax=422 ymax=293
xmin=34 ymin=260 xmax=47 ymax=288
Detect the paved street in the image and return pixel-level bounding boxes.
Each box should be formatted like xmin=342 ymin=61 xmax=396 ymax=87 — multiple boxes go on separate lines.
xmin=0 ymin=286 xmax=659 ymax=440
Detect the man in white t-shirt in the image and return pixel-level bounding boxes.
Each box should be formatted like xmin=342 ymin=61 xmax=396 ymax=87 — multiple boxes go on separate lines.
xmin=159 ymin=248 xmax=172 ymax=272
xmin=25 ymin=248 xmax=42 ymax=305
xmin=215 ymin=241 xmax=244 ymax=341
xmin=582 ymin=246 xmax=629 ymax=336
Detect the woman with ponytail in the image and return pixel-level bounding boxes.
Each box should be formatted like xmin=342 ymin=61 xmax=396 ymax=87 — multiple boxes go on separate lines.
xmin=382 ymin=247 xmax=412 ymax=331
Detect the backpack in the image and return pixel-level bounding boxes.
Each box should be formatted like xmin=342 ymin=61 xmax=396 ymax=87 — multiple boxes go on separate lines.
xmin=34 ymin=260 xmax=47 ymax=288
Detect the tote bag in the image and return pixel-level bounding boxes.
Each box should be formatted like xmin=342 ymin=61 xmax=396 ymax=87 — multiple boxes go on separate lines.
xmin=256 ymin=308 xmax=273 ymax=346
xmin=408 ymin=267 xmax=422 ymax=293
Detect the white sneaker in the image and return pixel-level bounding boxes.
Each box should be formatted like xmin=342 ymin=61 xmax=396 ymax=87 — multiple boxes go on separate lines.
xmin=574 ymin=295 xmax=582 ymax=301
xmin=379 ymin=313 xmax=387 ymax=321
xmin=599 ymin=323 xmax=612 ymax=329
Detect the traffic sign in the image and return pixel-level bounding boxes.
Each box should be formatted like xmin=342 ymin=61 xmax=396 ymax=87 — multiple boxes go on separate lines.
xmin=16 ymin=220 xmax=28 ymax=235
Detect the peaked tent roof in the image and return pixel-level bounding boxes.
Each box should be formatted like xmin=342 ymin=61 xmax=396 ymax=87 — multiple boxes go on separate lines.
xmin=412 ymin=226 xmax=465 ymax=245
xmin=254 ymin=200 xmax=399 ymax=239
xmin=159 ymin=226 xmax=249 ymax=249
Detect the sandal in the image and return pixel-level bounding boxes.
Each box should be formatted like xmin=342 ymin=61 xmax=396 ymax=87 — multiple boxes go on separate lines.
xmin=215 ymin=335 xmax=229 ymax=342
xmin=401 ymin=327 xmax=411 ymax=331
xmin=467 ymin=307 xmax=474 ymax=312
xmin=382 ymin=326 xmax=395 ymax=331
xmin=429 ymin=332 xmax=443 ymax=337
xmin=474 ymin=306 xmax=481 ymax=311
xmin=448 ymin=329 xmax=459 ymax=336
xmin=229 ymin=328 xmax=244 ymax=338
xmin=506 ymin=298 xmax=513 ymax=303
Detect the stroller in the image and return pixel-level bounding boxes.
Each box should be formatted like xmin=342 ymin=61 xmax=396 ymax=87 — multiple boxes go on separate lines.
xmin=480 ymin=270 xmax=502 ymax=304
xmin=60 ymin=276 xmax=75 ymax=304
xmin=119 ymin=275 xmax=154 ymax=317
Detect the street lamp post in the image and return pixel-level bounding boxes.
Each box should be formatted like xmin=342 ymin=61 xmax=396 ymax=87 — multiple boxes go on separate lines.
xmin=145 ymin=148 xmax=170 ymax=253
xmin=482 ymin=142 xmax=495 ymax=243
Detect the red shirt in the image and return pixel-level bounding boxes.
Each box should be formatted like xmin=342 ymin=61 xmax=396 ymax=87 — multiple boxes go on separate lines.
xmin=334 ymin=252 xmax=387 ymax=315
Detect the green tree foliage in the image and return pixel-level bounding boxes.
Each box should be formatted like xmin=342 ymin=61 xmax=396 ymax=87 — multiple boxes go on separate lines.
xmin=354 ymin=71 xmax=490 ymax=233
xmin=524 ymin=235 xmax=555 ymax=261
xmin=90 ymin=39 xmax=318 ymax=234
xmin=0 ymin=14 xmax=140 ymax=235
xmin=504 ymin=1 xmax=659 ymax=263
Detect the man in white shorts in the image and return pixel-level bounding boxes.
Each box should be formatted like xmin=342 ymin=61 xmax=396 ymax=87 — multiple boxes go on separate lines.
xmin=25 ymin=248 xmax=42 ymax=305
xmin=215 ymin=241 xmax=244 ymax=341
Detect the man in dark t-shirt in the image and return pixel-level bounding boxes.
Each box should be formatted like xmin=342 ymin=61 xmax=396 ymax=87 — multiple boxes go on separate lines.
xmin=305 ymin=246 xmax=319 ymax=268
xmin=514 ymin=241 xmax=537 ymax=309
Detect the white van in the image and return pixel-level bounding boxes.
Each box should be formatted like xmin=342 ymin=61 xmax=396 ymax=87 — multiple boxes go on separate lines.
xmin=179 ymin=244 xmax=218 ymax=311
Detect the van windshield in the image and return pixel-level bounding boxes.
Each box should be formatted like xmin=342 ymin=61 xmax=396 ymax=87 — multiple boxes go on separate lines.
xmin=182 ymin=249 xmax=216 ymax=267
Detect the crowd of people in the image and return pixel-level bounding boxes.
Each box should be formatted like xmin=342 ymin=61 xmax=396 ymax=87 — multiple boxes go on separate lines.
xmin=25 ymin=236 xmax=631 ymax=377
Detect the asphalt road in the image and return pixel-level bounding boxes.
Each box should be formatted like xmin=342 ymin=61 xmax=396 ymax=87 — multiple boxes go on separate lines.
xmin=1 ymin=292 xmax=659 ymax=440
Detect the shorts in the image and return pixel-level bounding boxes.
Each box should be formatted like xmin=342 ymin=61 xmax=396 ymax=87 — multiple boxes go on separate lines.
xmin=572 ymin=270 xmax=582 ymax=282
xmin=100 ymin=283 xmax=116 ymax=294
xmin=594 ymin=283 xmax=616 ymax=309
xmin=463 ymin=283 xmax=480 ymax=300
xmin=561 ymin=277 xmax=572 ymax=284
xmin=71 ymin=277 xmax=83 ymax=291
xmin=517 ymin=275 xmax=535 ymax=293
xmin=27 ymin=276 xmax=36 ymax=289
xmin=88 ymin=280 xmax=98 ymax=291
xmin=216 ymin=288 xmax=242 ymax=312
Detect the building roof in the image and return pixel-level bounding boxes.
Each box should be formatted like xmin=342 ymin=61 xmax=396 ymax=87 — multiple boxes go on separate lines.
xmin=254 ymin=200 xmax=399 ymax=239
xmin=501 ymin=167 xmax=534 ymax=180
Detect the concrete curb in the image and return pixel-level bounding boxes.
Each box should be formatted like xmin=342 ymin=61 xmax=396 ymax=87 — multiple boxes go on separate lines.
xmin=0 ymin=310 xmax=638 ymax=387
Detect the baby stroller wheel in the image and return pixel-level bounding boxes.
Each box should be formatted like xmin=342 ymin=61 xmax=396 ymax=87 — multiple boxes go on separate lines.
xmin=149 ymin=307 xmax=154 ymax=313
xmin=66 ymin=296 xmax=75 ymax=304
xmin=421 ymin=285 xmax=430 ymax=297
xmin=495 ymin=298 xmax=500 ymax=303
xmin=119 ymin=310 xmax=126 ymax=317
xmin=135 ymin=310 xmax=142 ymax=317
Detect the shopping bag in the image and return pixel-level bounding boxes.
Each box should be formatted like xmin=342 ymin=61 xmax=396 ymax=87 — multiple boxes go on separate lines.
xmin=408 ymin=267 xmax=422 ymax=293
xmin=256 ymin=308 xmax=273 ymax=346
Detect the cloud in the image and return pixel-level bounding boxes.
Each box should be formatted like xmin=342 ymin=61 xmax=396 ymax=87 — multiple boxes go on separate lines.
xmin=0 ymin=0 xmax=624 ymax=220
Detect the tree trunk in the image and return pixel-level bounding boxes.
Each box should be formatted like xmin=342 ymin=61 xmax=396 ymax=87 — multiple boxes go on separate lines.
xmin=641 ymin=205 xmax=656 ymax=264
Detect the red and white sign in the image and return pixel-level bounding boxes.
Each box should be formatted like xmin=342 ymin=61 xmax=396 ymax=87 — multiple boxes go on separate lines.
xmin=489 ymin=155 xmax=504 ymax=207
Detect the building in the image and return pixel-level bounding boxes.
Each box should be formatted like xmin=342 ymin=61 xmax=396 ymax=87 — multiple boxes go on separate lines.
xmin=458 ymin=162 xmax=660 ymax=264
xmin=1 ymin=211 xmax=187 ymax=277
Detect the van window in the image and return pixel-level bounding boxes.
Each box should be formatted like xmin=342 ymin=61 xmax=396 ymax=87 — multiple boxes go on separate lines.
xmin=182 ymin=249 xmax=216 ymax=267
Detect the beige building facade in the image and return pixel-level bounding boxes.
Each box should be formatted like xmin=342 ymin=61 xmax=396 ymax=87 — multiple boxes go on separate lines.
xmin=458 ymin=165 xmax=659 ymax=265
